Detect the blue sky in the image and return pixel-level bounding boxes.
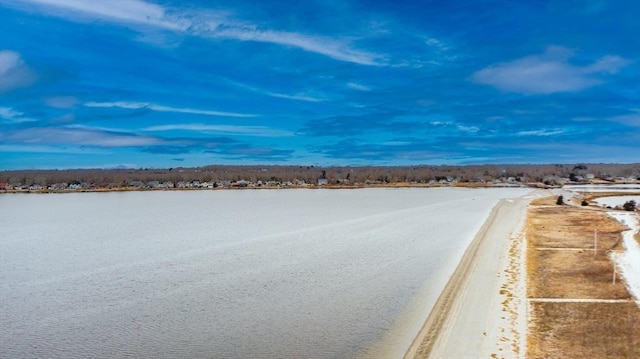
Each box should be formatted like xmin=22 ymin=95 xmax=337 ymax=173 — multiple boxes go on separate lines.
xmin=0 ymin=0 xmax=638 ymax=169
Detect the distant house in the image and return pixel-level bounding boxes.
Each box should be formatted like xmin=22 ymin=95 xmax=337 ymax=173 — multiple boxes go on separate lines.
xmin=317 ymin=178 xmax=329 ymax=185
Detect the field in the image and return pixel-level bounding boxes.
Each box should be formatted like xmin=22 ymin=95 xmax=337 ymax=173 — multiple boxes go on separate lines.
xmin=526 ymin=196 xmax=640 ymax=358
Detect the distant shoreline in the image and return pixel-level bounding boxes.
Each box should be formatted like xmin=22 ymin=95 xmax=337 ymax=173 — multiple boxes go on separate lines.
xmin=2 ymin=163 xmax=638 ymax=193
xmin=3 ymin=180 xmax=640 ymax=195
xmin=0 ymin=182 xmax=535 ymax=194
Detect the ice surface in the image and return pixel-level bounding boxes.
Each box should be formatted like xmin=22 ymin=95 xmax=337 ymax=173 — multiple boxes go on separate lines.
xmin=0 ymin=188 xmax=530 ymax=358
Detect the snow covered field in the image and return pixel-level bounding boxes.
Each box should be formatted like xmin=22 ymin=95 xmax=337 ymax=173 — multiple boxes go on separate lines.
xmin=0 ymin=188 xmax=530 ymax=359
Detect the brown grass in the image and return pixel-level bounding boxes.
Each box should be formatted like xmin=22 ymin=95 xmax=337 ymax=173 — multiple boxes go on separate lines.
xmin=530 ymin=196 xmax=562 ymax=206
xmin=527 ymin=205 xmax=626 ymax=250
xmin=526 ymin=196 xmax=640 ymax=358
xmin=528 ymin=302 xmax=640 ymax=359
xmin=528 ymin=250 xmax=630 ymax=299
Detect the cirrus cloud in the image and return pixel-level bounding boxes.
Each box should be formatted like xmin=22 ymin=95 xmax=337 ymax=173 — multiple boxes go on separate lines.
xmin=84 ymin=101 xmax=257 ymax=118
xmin=144 ymin=124 xmax=294 ymax=137
xmin=17 ymin=0 xmax=383 ymax=66
xmin=472 ymin=46 xmax=628 ymax=94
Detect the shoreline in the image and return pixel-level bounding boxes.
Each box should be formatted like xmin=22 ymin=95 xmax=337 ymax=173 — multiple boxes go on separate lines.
xmin=404 ymin=192 xmax=538 ymax=358
xmin=0 ymin=182 xmax=530 ymax=194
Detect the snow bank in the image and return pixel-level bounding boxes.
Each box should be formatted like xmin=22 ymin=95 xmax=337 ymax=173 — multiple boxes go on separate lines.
xmin=608 ymin=212 xmax=640 ymax=304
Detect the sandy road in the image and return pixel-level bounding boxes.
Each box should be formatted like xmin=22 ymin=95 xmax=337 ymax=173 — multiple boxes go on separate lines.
xmin=405 ymin=192 xmax=538 ymax=359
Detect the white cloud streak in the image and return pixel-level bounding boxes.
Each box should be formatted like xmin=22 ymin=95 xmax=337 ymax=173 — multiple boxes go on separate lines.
xmin=144 ymin=124 xmax=294 ymax=137
xmin=23 ymin=0 xmax=188 ymax=30
xmin=517 ymin=128 xmax=565 ymax=136
xmin=211 ymin=27 xmax=382 ymax=66
xmin=19 ymin=0 xmax=382 ymax=66
xmin=265 ymin=92 xmax=325 ymax=102
xmin=224 ymin=78 xmax=326 ymax=102
xmin=84 ymin=101 xmax=256 ymax=118
xmin=472 ymin=46 xmax=629 ymax=94
xmin=0 ymin=107 xmax=37 ymax=123
xmin=0 ymin=144 xmax=110 ymax=154
xmin=0 ymin=50 xmax=37 ymax=92
xmin=347 ymin=82 xmax=371 ymax=91
xmin=1 ymin=127 xmax=162 ymax=147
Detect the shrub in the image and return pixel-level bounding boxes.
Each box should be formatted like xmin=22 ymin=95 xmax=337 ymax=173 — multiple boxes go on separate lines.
xmin=556 ymin=195 xmax=564 ymax=205
xmin=622 ymin=200 xmax=636 ymax=211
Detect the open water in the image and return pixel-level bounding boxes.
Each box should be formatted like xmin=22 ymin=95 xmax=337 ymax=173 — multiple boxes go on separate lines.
xmin=0 ymin=188 xmax=529 ymax=358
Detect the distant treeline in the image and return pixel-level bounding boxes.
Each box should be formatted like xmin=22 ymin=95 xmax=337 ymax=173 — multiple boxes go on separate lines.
xmin=1 ymin=163 xmax=639 ymax=190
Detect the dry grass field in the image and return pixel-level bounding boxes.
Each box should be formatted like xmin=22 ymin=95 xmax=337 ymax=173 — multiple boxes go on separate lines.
xmin=526 ymin=197 xmax=640 ymax=358
xmin=529 ymin=302 xmax=640 ymax=358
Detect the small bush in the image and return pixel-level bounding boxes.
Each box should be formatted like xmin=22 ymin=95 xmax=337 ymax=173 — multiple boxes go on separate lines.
xmin=556 ymin=195 xmax=564 ymax=205
xmin=623 ymin=200 xmax=636 ymax=211
xmin=581 ymin=200 xmax=589 ymax=206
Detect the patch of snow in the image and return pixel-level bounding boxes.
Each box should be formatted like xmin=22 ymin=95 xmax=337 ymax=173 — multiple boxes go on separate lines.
xmin=608 ymin=212 xmax=640 ymax=305
xmin=594 ymin=195 xmax=640 ymax=208
xmin=564 ymin=184 xmax=640 ymax=192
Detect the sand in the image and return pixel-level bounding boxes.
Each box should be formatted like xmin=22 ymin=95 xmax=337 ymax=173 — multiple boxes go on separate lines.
xmin=404 ymin=191 xmax=543 ymax=358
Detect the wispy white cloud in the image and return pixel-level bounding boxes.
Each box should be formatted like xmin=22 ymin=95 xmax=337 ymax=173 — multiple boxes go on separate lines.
xmin=23 ymin=0 xmax=188 ymax=30
xmin=265 ymin=92 xmax=325 ymax=102
xmin=144 ymin=123 xmax=294 ymax=137
xmin=517 ymin=128 xmax=565 ymax=136
xmin=429 ymin=121 xmax=454 ymax=126
xmin=18 ymin=0 xmax=383 ymax=66
xmin=0 ymin=144 xmax=110 ymax=154
xmin=84 ymin=101 xmax=256 ymax=118
xmin=425 ymin=38 xmax=449 ymax=51
xmin=0 ymin=50 xmax=36 ymax=92
xmin=428 ymin=121 xmax=479 ymax=132
xmin=347 ymin=82 xmax=371 ymax=91
xmin=37 ymin=127 xmax=163 ymax=147
xmin=472 ymin=46 xmax=629 ymax=94
xmin=456 ymin=125 xmax=479 ymax=133
xmin=211 ymin=27 xmax=382 ymax=66
xmin=224 ymin=79 xmax=326 ymax=102
xmin=0 ymin=107 xmax=37 ymax=123
xmin=1 ymin=127 xmax=162 ymax=147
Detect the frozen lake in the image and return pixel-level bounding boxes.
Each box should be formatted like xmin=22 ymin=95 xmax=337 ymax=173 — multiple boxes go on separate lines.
xmin=0 ymin=188 xmax=530 ymax=358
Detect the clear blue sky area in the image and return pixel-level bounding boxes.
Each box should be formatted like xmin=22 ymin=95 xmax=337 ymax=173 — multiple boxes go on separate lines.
xmin=1 ymin=0 xmax=638 ymax=169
